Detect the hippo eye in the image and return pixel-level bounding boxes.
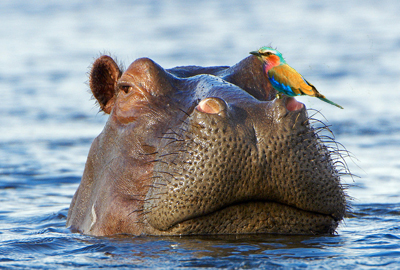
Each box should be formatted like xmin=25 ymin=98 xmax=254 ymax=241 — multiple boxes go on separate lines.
xmin=119 ymin=84 xmax=132 ymax=94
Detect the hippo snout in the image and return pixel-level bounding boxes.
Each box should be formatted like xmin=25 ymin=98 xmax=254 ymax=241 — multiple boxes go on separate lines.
xmin=144 ymin=92 xmax=344 ymax=235
xmin=66 ymin=55 xmax=347 ymax=236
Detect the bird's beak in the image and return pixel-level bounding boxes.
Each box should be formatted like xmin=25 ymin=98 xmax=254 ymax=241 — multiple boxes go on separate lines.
xmin=249 ymin=51 xmax=261 ymax=57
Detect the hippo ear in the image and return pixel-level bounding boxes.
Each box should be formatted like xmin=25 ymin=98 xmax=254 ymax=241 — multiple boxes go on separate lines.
xmin=89 ymin=55 xmax=122 ymax=114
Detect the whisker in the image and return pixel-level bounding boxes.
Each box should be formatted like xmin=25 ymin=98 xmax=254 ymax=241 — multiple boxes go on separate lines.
xmin=159 ymin=152 xmax=180 ymax=158
xmin=142 ymin=184 xmax=159 ymax=188
xmin=159 ymin=136 xmax=181 ymax=141
xmin=162 ymin=129 xmax=185 ymax=139
xmin=128 ymin=210 xmax=143 ymax=216
xmin=145 ymin=159 xmax=169 ymax=165
xmin=137 ymin=210 xmax=153 ymax=217
xmin=307 ymin=108 xmax=328 ymax=122
xmin=165 ymin=139 xmax=186 ymax=147
xmin=292 ymin=112 xmax=302 ymax=130
xmin=154 ymin=170 xmax=181 ymax=182
xmin=153 ymin=182 xmax=167 ymax=186
xmin=139 ymin=151 xmax=159 ymax=156
xmin=178 ymin=107 xmax=191 ymax=117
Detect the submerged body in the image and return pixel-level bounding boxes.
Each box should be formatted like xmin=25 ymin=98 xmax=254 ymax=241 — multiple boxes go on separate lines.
xmin=66 ymin=55 xmax=347 ymax=236
xmin=250 ymin=47 xmax=343 ymax=109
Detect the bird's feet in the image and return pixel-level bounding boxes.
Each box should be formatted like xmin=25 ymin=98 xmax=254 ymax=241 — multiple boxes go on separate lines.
xmin=276 ymin=93 xmax=283 ymax=99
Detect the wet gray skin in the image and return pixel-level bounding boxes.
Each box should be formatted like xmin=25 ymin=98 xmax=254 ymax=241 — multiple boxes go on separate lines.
xmin=66 ymin=55 xmax=347 ymax=236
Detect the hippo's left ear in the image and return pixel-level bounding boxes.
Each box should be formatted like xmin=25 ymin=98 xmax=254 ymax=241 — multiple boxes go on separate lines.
xmin=89 ymin=55 xmax=122 ymax=114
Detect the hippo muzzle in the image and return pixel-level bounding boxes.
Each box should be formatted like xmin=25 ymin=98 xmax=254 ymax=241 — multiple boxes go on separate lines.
xmin=66 ymin=55 xmax=347 ymax=236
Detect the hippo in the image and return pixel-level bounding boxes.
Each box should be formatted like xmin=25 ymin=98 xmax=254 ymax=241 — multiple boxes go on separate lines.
xmin=66 ymin=54 xmax=348 ymax=236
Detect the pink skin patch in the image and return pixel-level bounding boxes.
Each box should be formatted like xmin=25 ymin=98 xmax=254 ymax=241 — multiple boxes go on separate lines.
xmin=286 ymin=97 xmax=304 ymax=111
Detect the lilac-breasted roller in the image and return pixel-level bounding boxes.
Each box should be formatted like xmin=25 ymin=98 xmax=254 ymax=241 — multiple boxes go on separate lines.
xmin=250 ymin=47 xmax=343 ymax=109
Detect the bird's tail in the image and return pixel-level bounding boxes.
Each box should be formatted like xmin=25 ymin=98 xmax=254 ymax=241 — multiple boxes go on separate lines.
xmin=304 ymin=82 xmax=344 ymax=109
xmin=316 ymin=96 xmax=343 ymax=109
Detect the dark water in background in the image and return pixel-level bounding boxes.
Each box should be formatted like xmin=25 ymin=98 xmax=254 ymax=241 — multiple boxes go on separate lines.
xmin=1 ymin=0 xmax=400 ymax=268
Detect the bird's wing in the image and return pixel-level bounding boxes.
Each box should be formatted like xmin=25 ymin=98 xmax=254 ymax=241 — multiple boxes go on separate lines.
xmin=268 ymin=64 xmax=316 ymax=96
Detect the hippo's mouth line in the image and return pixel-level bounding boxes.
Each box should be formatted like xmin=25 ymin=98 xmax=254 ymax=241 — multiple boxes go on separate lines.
xmin=200 ymin=200 xmax=337 ymax=220
xmin=167 ymin=200 xmax=338 ymax=231
xmin=159 ymin=200 xmax=339 ymax=235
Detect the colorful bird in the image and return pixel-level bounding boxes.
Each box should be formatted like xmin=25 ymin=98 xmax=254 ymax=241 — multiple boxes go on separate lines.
xmin=250 ymin=47 xmax=343 ymax=109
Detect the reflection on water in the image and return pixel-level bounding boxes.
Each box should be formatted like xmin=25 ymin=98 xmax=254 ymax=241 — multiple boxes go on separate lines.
xmin=1 ymin=0 xmax=400 ymax=268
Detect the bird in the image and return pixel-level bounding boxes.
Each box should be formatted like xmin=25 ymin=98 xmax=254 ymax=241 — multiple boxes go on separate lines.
xmin=250 ymin=46 xmax=343 ymax=109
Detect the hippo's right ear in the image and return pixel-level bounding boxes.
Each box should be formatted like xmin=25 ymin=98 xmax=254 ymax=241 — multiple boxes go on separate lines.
xmin=89 ymin=55 xmax=122 ymax=114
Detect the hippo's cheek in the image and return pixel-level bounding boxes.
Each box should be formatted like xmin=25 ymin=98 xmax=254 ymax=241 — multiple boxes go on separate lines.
xmin=113 ymin=91 xmax=149 ymax=124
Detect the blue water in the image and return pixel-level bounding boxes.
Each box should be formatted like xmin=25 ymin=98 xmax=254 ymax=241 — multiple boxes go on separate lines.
xmin=1 ymin=0 xmax=400 ymax=268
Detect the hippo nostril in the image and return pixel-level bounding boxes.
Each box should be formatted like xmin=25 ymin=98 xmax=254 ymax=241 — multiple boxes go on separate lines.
xmin=286 ymin=97 xmax=304 ymax=112
xmin=196 ymin=97 xmax=227 ymax=114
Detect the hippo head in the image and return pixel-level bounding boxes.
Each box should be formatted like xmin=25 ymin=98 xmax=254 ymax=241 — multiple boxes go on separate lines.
xmin=66 ymin=55 xmax=347 ymax=236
